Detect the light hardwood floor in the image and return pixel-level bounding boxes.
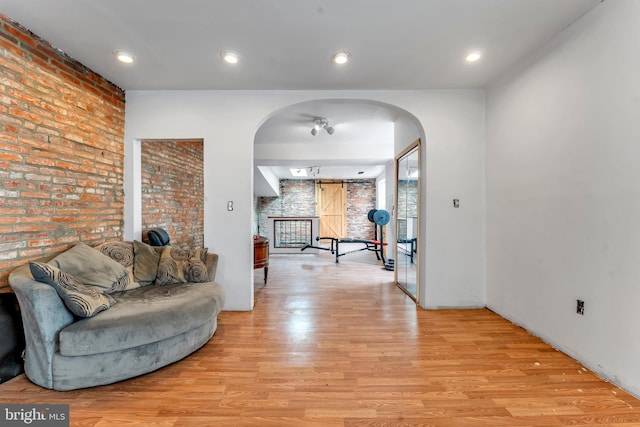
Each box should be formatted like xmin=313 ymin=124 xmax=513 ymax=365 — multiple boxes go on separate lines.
xmin=2 ymin=247 xmax=640 ymax=426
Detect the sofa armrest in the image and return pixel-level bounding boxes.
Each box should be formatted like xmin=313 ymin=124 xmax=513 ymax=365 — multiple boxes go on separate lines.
xmin=205 ymin=253 xmax=219 ymax=281
xmin=9 ymin=262 xmax=75 ymax=389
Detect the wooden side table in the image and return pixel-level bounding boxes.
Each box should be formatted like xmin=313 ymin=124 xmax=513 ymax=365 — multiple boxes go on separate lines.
xmin=253 ymin=236 xmax=269 ymax=285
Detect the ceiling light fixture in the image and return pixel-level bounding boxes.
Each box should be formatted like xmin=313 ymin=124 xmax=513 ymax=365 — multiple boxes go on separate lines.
xmin=311 ymin=118 xmax=334 ymax=136
xmin=333 ymin=51 xmax=350 ymax=65
xmin=114 ymin=50 xmax=135 ymax=64
xmin=465 ymin=51 xmax=482 ymax=62
xmin=221 ymin=50 xmax=240 ymax=64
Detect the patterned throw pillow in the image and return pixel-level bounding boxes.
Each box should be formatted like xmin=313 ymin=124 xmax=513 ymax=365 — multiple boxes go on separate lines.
xmin=29 ymin=262 xmax=116 ymax=318
xmin=95 ymin=241 xmax=139 ymax=291
xmin=50 ymin=242 xmax=133 ymax=293
xmin=132 ymin=240 xmax=162 ymax=285
xmin=155 ymin=246 xmax=209 ymax=285
xmin=96 ymin=241 xmax=134 ymax=268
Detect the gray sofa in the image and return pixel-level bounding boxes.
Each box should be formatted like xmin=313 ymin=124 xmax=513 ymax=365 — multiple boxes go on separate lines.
xmin=9 ymin=241 xmax=225 ymax=391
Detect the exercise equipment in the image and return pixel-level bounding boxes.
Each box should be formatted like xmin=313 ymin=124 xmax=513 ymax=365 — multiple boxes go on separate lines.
xmin=397 ymin=237 xmax=417 ymax=264
xmin=301 ymin=236 xmax=387 ymax=264
xmin=367 ymin=209 xmax=377 ymax=223
xmin=301 ymin=209 xmax=390 ymax=264
xmin=373 ymin=209 xmax=390 ymax=226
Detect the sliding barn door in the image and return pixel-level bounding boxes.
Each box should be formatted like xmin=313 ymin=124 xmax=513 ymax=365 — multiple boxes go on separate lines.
xmin=316 ymin=181 xmax=347 ymax=239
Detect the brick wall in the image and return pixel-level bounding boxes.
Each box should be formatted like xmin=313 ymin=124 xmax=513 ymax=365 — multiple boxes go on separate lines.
xmin=347 ymin=180 xmax=377 ymax=239
xmin=0 ymin=14 xmax=125 ymax=291
xmin=252 ymin=193 xmax=259 ymax=235
xmin=397 ymin=179 xmax=418 ymax=216
xmin=397 ymin=179 xmax=418 ymax=238
xmin=256 ymin=179 xmax=377 ymax=240
xmin=141 ymin=139 xmax=204 ymax=249
xmin=258 ymin=180 xmax=316 ymax=236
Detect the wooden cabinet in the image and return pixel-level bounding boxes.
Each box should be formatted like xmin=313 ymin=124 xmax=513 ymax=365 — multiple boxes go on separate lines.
xmin=253 ymin=236 xmax=269 ymax=285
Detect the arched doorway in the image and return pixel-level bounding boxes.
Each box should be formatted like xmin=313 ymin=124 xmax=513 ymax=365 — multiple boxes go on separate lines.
xmin=253 ymin=98 xmax=425 ymax=303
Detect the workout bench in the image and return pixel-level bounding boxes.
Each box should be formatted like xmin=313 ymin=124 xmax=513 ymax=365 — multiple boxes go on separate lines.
xmin=301 ymin=236 xmax=387 ymax=264
xmin=301 ymin=209 xmax=390 ymax=264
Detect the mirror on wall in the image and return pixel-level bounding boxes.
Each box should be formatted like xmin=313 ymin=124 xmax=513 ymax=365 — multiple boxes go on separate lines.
xmin=395 ymin=139 xmax=420 ymax=301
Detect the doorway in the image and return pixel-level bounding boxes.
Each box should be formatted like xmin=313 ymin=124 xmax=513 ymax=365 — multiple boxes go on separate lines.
xmin=253 ymin=98 xmax=426 ymax=305
xmin=316 ymin=180 xmax=347 ymax=239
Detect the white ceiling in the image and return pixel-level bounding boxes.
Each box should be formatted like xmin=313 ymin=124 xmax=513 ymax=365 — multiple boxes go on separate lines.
xmin=255 ymin=100 xmax=395 ymax=171
xmin=253 ymin=100 xmax=399 ymax=194
xmin=255 ymin=100 xmax=399 ymax=146
xmin=0 ymin=0 xmax=600 ymax=90
xmin=0 ymin=0 xmax=602 ymax=185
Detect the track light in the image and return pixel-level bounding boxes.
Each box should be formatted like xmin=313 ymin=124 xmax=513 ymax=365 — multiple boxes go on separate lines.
xmin=311 ymin=118 xmax=334 ymax=136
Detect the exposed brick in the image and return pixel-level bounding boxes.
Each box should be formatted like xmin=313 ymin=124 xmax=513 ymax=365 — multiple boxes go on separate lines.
xmin=3 ymin=22 xmax=37 ymax=47
xmin=141 ymin=139 xmax=204 ymax=249
xmin=0 ymin=38 xmax=24 ymax=57
xmin=347 ymin=180 xmax=378 ymax=239
xmin=0 ymin=13 xmax=125 ymax=291
xmin=0 ymin=153 xmax=23 ymax=162
xmin=257 ymin=179 xmax=377 ymax=240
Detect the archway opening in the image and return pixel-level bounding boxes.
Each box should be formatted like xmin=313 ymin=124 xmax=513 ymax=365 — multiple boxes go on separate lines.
xmin=252 ymin=98 xmax=426 ymax=303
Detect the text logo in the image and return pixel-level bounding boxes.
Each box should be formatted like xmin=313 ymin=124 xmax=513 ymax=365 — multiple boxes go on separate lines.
xmin=1 ymin=405 xmax=69 ymax=426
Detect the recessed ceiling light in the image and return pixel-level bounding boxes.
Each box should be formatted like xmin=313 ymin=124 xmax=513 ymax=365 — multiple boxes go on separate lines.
xmin=290 ymin=168 xmax=307 ymax=177
xmin=114 ymin=50 xmax=135 ymax=64
xmin=221 ymin=50 xmax=240 ymax=64
xmin=465 ymin=51 xmax=482 ymax=62
xmin=333 ymin=51 xmax=350 ymax=65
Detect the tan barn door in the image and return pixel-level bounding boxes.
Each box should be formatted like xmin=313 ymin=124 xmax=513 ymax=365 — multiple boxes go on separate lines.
xmin=316 ymin=181 xmax=347 ymax=239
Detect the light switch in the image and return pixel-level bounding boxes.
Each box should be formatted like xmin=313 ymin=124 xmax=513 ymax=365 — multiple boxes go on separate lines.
xmin=453 ymin=199 xmax=460 ymax=208
xmin=227 ymin=201 xmax=234 ymax=211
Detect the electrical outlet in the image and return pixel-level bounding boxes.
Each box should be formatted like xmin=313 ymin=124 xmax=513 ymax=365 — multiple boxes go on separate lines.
xmin=576 ymin=299 xmax=584 ymax=315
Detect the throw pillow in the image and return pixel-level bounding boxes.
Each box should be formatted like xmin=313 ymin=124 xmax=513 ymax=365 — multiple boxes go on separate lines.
xmin=49 ymin=242 xmax=132 ymax=294
xmin=95 ymin=240 xmax=139 ymax=291
xmin=96 ymin=241 xmax=134 ymax=268
xmin=29 ymin=262 xmax=116 ymax=318
xmin=156 ymin=246 xmax=209 ymax=286
xmin=133 ymin=240 xmax=162 ymax=285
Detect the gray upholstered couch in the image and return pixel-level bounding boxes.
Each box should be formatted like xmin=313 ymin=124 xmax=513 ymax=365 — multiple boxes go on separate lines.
xmin=9 ymin=241 xmax=225 ymax=391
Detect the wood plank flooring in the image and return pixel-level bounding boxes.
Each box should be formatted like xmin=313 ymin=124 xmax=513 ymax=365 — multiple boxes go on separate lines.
xmin=2 ymin=247 xmax=640 ymax=426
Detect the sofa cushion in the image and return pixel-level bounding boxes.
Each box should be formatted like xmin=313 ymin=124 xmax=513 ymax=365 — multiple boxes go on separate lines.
xmin=58 ymin=281 xmax=224 ymax=356
xmin=184 ymin=257 xmax=209 ymax=283
xmin=95 ymin=241 xmax=139 ymax=291
xmin=155 ymin=246 xmax=209 ymax=285
xmin=49 ymin=242 xmax=132 ymax=293
xmin=96 ymin=241 xmax=134 ymax=268
xmin=29 ymin=262 xmax=116 ymax=318
xmin=133 ymin=240 xmax=161 ymax=285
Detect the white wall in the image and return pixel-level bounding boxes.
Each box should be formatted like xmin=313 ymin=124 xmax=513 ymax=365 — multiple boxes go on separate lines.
xmin=486 ymin=0 xmax=640 ymax=396
xmin=405 ymin=93 xmax=486 ymax=308
xmin=124 ymin=90 xmax=485 ymax=311
xmin=254 ymin=166 xmax=280 ymax=197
